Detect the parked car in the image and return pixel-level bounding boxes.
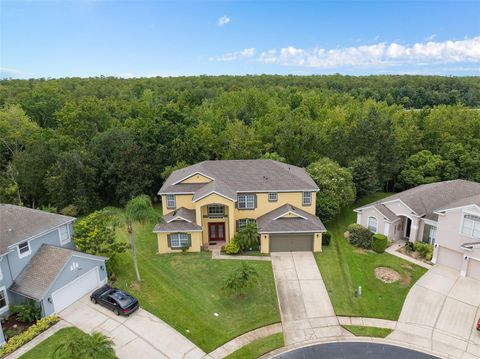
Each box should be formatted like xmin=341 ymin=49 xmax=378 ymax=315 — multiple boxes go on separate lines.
xmin=91 ymin=285 xmax=139 ymax=316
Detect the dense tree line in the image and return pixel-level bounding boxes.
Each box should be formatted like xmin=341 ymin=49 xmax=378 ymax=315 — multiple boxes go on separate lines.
xmin=0 ymin=75 xmax=479 ymax=218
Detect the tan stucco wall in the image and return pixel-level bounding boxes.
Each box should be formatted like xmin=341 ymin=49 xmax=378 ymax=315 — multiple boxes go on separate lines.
xmin=157 ymin=231 xmax=202 ymax=254
xmin=180 ymin=173 xmax=212 ymax=184
xmin=234 ymin=192 xmax=316 ymax=219
xmin=313 ymin=232 xmax=322 ymax=252
xmin=162 ymin=194 xmax=195 ymax=215
xmin=260 ymin=234 xmax=269 ymax=254
xmin=357 ymin=207 xmax=388 ymax=235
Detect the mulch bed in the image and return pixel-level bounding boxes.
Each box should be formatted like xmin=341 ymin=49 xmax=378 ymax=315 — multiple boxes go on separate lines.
xmin=1 ymin=316 xmax=32 ymax=341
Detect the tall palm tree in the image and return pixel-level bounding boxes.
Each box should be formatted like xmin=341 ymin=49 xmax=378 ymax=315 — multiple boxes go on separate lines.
xmin=125 ymin=195 xmax=158 ymax=282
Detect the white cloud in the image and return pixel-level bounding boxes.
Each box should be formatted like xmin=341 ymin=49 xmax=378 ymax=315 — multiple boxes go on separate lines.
xmin=218 ymin=15 xmax=230 ymax=27
xmin=0 ymin=67 xmax=34 ymax=79
xmin=254 ymin=36 xmax=480 ymax=68
xmin=212 ymin=48 xmax=256 ymax=62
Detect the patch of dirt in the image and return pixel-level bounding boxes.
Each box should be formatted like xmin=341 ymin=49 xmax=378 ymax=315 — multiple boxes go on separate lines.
xmin=400 ymin=271 xmax=412 ymax=287
xmin=401 ymin=263 xmax=413 ymax=270
xmin=374 ymin=267 xmax=400 ymax=283
xmin=130 ymin=281 xmax=141 ymax=291
xmin=354 ymin=247 xmax=368 ymax=255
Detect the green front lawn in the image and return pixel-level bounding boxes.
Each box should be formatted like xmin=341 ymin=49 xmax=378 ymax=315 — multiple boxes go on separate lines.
xmin=112 ymin=222 xmax=280 ymax=353
xmin=316 ymin=193 xmax=427 ymax=320
xmin=225 ymin=333 xmax=284 ymax=359
xmin=19 ymin=327 xmax=116 ymax=359
xmin=342 ymin=325 xmax=392 ymax=338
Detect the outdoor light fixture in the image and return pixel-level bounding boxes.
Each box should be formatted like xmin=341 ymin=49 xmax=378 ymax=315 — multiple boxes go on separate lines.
xmin=47 ymin=297 xmax=52 ymax=303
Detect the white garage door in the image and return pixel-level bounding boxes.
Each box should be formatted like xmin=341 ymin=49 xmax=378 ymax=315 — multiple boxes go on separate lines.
xmin=52 ymin=267 xmax=101 ymax=313
xmin=467 ymin=258 xmax=480 ymax=281
xmin=436 ymin=246 xmax=463 ymax=271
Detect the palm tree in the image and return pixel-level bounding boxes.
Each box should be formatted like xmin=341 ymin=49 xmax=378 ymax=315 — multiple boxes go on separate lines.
xmin=125 ymin=195 xmax=158 ymax=282
xmin=54 ymin=331 xmax=115 ymax=359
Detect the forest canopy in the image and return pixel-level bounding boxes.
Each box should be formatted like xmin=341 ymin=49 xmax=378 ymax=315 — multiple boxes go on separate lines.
xmin=1 ymin=75 xmax=479 ymax=217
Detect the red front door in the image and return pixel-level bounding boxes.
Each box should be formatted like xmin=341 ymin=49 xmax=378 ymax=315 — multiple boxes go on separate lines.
xmin=209 ymin=223 xmax=225 ymax=242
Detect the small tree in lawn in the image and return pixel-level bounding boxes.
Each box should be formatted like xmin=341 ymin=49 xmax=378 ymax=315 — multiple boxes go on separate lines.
xmin=53 ymin=331 xmax=115 ymax=359
xmin=74 ymin=210 xmax=128 ymax=258
xmin=235 ymin=221 xmax=259 ymax=251
xmin=125 ymin=195 xmax=158 ymax=282
xmin=223 ymin=263 xmax=259 ymax=296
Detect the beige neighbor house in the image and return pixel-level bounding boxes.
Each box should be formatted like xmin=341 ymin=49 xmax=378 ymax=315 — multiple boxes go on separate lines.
xmin=354 ymin=179 xmax=480 ymax=280
xmin=154 ymin=160 xmax=326 ymax=254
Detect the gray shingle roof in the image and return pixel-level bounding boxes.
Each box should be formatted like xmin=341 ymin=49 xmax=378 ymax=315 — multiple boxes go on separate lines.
xmin=357 ymin=180 xmax=480 ymax=221
xmin=256 ymin=204 xmax=326 ymax=233
xmin=9 ymin=245 xmax=74 ymax=300
xmin=374 ymin=204 xmax=398 ymax=222
xmin=159 ymin=160 xmax=319 ymax=201
xmin=153 ymin=207 xmax=202 ymax=232
xmin=435 ymin=194 xmax=480 ymax=212
xmin=0 ymin=204 xmax=75 ymax=255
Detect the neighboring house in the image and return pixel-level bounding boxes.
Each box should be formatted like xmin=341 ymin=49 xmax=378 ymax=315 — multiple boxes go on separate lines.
xmin=354 ymin=180 xmax=480 ymax=280
xmin=155 ymin=160 xmax=326 ymax=254
xmin=0 ymin=204 xmax=107 ymax=345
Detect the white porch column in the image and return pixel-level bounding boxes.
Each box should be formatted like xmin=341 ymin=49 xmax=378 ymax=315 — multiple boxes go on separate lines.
xmin=384 ymin=222 xmax=390 ymax=237
xmin=356 ymin=213 xmax=362 ymax=225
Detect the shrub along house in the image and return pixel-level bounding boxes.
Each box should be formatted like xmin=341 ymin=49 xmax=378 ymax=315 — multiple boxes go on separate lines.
xmin=354 ymin=180 xmax=480 ymax=280
xmin=154 ymin=160 xmax=326 ymax=254
xmin=0 ymin=204 xmax=107 ymax=345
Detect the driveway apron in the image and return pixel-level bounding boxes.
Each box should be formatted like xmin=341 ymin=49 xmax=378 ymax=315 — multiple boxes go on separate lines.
xmin=271 ymin=252 xmax=345 ymax=345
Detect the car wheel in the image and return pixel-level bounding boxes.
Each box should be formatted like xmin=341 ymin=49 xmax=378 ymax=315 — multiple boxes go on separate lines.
xmin=113 ymin=309 xmax=120 ymax=316
xmin=91 ymin=297 xmax=97 ymax=304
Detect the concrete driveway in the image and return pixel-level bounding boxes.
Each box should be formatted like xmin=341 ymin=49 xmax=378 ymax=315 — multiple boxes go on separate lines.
xmin=60 ymin=295 xmax=205 ymax=359
xmin=271 ymin=252 xmax=345 ymax=345
xmin=388 ymin=265 xmax=480 ymax=359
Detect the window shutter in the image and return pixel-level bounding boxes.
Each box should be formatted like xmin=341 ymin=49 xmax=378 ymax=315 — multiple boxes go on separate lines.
xmin=187 ymin=234 xmax=192 ymax=248
xmin=254 ymin=194 xmax=257 ymax=208
xmin=167 ymin=234 xmax=172 ymax=248
xmin=236 ymin=220 xmax=239 ymax=233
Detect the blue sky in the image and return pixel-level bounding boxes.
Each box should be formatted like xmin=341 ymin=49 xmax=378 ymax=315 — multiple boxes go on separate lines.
xmin=1 ymin=1 xmax=480 ymax=78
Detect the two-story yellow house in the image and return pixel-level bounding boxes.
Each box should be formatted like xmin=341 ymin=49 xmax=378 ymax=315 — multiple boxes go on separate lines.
xmin=154 ymin=160 xmax=326 ymax=254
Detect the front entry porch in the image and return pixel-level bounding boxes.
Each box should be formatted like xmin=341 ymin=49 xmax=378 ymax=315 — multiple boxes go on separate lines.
xmin=208 ymin=222 xmax=226 ymax=244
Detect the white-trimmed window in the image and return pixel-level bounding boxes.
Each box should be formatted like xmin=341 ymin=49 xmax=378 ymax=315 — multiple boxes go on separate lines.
xmin=461 ymin=214 xmax=480 ymax=239
xmin=238 ymin=194 xmax=255 ymax=209
xmin=166 ymin=194 xmax=176 ymax=209
xmin=268 ymin=192 xmax=278 ymax=202
xmin=367 ymin=216 xmax=378 ymax=233
xmin=302 ymin=192 xmax=311 ymax=206
xmin=170 ymin=233 xmax=189 ymax=248
xmin=17 ymin=241 xmax=31 ymax=258
xmin=59 ymin=225 xmax=71 ymax=245
xmin=208 ymin=205 xmax=224 ymax=217
xmin=0 ymin=287 xmax=8 ymax=314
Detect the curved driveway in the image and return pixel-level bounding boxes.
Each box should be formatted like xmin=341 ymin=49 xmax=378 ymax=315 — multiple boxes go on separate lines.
xmin=274 ymin=342 xmax=439 ymax=359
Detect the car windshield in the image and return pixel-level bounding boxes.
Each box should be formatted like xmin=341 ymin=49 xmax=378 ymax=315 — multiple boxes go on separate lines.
xmin=109 ymin=290 xmax=134 ymax=308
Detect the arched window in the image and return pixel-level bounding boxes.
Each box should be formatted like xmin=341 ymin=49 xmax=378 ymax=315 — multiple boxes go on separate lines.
xmin=367 ymin=216 xmax=378 ymax=233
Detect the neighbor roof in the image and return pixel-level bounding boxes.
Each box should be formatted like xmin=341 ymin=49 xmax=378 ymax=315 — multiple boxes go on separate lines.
xmin=356 ymin=180 xmax=480 ymax=221
xmin=158 ymin=160 xmax=319 ymax=201
xmin=256 ymin=204 xmax=326 ymax=233
xmin=0 ymin=204 xmax=75 ymax=255
xmin=153 ymin=207 xmax=202 ymax=232
xmin=9 ymin=245 xmax=106 ymax=300
xmin=435 ymin=194 xmax=480 ymax=212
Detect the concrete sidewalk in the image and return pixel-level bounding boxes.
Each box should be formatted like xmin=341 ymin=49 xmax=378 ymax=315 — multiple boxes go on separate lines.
xmin=271 ymin=252 xmax=346 ymax=345
xmin=60 ymin=295 xmax=205 ymax=359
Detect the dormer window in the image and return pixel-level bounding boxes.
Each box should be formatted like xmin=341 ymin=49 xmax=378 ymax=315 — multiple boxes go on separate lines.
xmin=166 ymin=194 xmax=176 ymax=209
xmin=18 ymin=241 xmax=31 ymax=258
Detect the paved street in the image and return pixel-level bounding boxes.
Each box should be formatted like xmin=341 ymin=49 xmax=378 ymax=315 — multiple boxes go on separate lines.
xmin=274 ymin=342 xmax=440 ymax=359
xmin=388 ymin=265 xmax=480 ymax=359
xmin=271 ymin=252 xmax=346 ymax=345
xmin=60 ymin=295 xmax=205 ymax=359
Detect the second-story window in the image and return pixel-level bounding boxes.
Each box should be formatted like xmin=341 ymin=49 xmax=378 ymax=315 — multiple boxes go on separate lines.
xmin=268 ymin=192 xmax=278 ymax=202
xmin=302 ymin=192 xmax=311 ymax=206
xmin=208 ymin=205 xmax=224 ymax=217
xmin=18 ymin=241 xmax=31 ymax=258
xmin=166 ymin=194 xmax=176 ymax=209
xmin=238 ymin=194 xmax=255 ymax=209
xmin=461 ymin=214 xmax=480 ymax=239
xmin=59 ymin=225 xmax=71 ymax=245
